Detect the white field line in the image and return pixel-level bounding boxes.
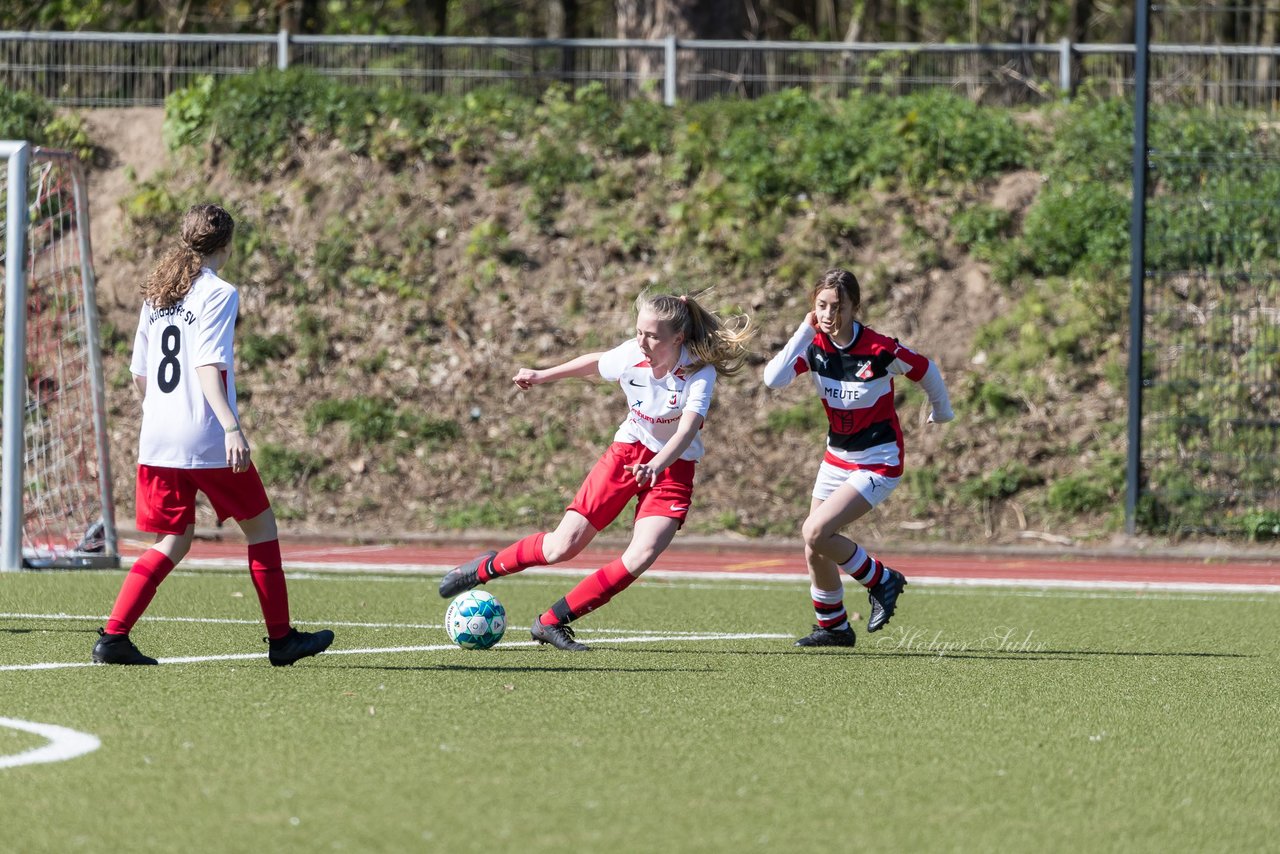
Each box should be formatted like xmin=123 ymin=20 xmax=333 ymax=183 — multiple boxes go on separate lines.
xmin=0 ymin=717 xmax=100 ymax=769
xmin=266 ymin=573 xmax=1280 ymax=599
xmin=0 ymin=630 xmax=793 ymax=672
xmin=167 ymin=558 xmax=1280 ymax=594
xmin=909 ymin=586 xmax=1278 ymax=603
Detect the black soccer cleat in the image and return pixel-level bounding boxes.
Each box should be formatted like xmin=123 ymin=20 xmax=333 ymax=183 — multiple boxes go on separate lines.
xmin=794 ymin=623 xmax=857 ymax=648
xmin=530 ymin=618 xmax=590 ymax=652
xmin=438 ymin=550 xmax=496 ymax=598
xmin=867 ymin=567 xmax=907 ymax=633
xmin=267 ymin=627 xmax=335 ymax=666
xmin=92 ymin=628 xmax=158 ymax=665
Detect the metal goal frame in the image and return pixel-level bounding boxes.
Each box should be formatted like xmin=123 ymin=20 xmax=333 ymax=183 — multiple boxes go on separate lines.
xmin=2 ymin=140 xmax=118 ymax=570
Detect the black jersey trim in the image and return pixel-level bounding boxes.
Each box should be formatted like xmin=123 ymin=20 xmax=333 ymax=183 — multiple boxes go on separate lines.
xmin=828 ymin=419 xmax=897 ymax=452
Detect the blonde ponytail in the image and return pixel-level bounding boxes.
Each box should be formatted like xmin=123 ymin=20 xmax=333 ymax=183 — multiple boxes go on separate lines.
xmin=636 ymin=291 xmax=755 ymax=376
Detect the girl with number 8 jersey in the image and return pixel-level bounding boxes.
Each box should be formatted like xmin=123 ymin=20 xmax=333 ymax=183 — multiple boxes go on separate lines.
xmin=92 ymin=203 xmax=333 ymax=667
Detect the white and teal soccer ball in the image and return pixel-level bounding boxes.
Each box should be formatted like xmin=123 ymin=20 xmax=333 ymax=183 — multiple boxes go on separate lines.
xmin=445 ymin=590 xmax=506 ymax=649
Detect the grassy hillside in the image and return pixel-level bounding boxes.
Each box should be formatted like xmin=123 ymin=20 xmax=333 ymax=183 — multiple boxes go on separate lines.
xmin=12 ymin=74 xmax=1275 ymax=544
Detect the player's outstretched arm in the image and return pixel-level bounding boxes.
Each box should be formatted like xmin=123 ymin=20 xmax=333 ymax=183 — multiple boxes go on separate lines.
xmin=763 ymin=315 xmax=817 ymax=389
xmin=195 ymin=364 xmax=251 ymax=471
xmin=513 ymin=352 xmax=605 ymax=389
xmin=917 ymin=361 xmax=955 ymax=424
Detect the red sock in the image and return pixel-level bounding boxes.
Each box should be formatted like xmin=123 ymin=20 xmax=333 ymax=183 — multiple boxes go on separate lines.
xmin=248 ymin=540 xmax=291 ymax=640
xmin=105 ymin=549 xmax=176 ymax=635
xmin=484 ymin=532 xmax=547 ymax=580
xmin=540 ymin=558 xmax=638 ymax=625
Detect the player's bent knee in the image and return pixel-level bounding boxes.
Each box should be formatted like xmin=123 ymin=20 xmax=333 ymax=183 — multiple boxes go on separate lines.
xmin=800 ymin=517 xmax=831 ymax=549
xmin=620 ymin=552 xmax=656 ymax=574
xmin=543 ymin=531 xmax=589 ymax=564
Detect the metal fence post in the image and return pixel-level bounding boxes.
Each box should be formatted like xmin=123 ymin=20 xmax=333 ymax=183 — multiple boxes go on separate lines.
xmin=1059 ymin=38 xmax=1072 ymax=95
xmin=664 ymin=36 xmax=677 ymax=106
xmin=1125 ymin=3 xmax=1152 ymax=535
xmin=278 ymin=29 xmax=289 ymax=70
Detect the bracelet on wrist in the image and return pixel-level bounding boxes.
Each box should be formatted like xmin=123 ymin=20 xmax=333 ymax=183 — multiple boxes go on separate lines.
xmin=225 ymin=424 xmax=242 ymax=434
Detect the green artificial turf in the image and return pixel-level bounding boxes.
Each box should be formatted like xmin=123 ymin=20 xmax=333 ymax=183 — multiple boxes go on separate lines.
xmin=2 ymin=569 xmax=1277 ymax=853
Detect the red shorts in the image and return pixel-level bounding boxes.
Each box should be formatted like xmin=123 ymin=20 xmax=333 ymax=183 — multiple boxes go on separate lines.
xmin=136 ymin=463 xmax=271 ymax=535
xmin=568 ymin=442 xmax=696 ymax=531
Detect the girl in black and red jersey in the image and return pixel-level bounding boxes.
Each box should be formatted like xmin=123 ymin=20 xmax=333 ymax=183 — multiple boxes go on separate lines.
xmin=764 ymin=269 xmax=953 ymax=647
xmin=439 ymin=292 xmax=754 ymax=651
xmin=91 ymin=204 xmax=333 ymax=667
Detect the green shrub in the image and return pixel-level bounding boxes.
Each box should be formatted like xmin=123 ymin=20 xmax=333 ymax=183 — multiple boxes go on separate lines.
xmin=902 ymin=466 xmax=943 ymax=516
xmin=969 ymin=275 xmax=1124 ymax=406
xmin=1241 ymin=510 xmax=1280 ymax=542
xmin=0 ymin=89 xmax=52 ymax=141
xmin=1019 ymin=180 xmax=1129 ymax=279
xmin=952 ymin=203 xmax=1012 ymax=260
xmin=847 ymin=89 xmax=1029 ymax=187
xmin=163 ymin=74 xmax=218 ymax=151
xmin=306 ymin=396 xmax=460 ymax=449
xmin=1045 ymin=454 xmax=1124 ymax=515
xmin=1137 ymin=466 xmax=1220 ymax=534
xmin=255 ymin=443 xmax=332 ymax=490
xmin=0 ymin=89 xmax=93 ymax=160
xmin=967 ymin=378 xmax=1024 ymax=418
xmin=958 ymin=463 xmax=1042 ymax=504
xmin=238 ymin=332 xmax=293 ymax=369
xmin=1042 ymin=98 xmax=1132 ymax=184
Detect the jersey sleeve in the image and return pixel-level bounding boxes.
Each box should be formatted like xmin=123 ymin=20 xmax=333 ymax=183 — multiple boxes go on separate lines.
xmin=682 ymin=365 xmax=716 ymax=417
xmin=597 ymin=340 xmax=638 ymax=382
xmin=194 ymin=286 xmax=239 ymax=370
xmin=888 ymin=340 xmax=930 ymax=382
xmin=129 ymin=305 xmax=149 ymax=377
xmin=762 ymin=322 xmax=816 ymax=389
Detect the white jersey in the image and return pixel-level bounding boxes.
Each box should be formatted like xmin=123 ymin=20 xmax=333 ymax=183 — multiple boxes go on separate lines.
xmin=129 ymin=269 xmax=239 ymax=469
xmin=598 ymin=340 xmax=716 ymax=462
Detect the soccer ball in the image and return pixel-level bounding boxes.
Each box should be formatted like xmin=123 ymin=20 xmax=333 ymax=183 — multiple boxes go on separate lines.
xmin=445 ymin=590 xmax=506 ymax=649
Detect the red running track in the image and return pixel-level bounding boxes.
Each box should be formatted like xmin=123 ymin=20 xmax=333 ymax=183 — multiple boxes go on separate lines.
xmin=124 ymin=536 xmax=1280 ymax=590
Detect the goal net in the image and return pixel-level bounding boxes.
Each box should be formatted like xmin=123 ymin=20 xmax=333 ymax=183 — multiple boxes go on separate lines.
xmin=1 ymin=142 xmax=118 ymax=570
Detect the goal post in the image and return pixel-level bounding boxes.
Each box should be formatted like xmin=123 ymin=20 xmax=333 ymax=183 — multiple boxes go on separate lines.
xmin=1 ymin=141 xmax=118 ymax=571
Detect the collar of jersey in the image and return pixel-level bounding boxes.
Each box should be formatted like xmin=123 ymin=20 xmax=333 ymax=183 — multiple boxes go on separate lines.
xmin=825 ymin=322 xmax=862 ymax=352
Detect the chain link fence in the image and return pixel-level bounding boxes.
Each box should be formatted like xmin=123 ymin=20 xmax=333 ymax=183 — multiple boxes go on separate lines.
xmin=1136 ymin=10 xmax=1280 ymax=535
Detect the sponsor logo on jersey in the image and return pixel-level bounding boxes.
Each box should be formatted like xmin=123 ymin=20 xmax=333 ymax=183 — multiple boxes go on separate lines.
xmin=147 ymin=302 xmax=197 ymax=325
xmin=630 ymin=409 xmax=682 ymax=425
xmin=824 ymin=384 xmax=868 ymax=402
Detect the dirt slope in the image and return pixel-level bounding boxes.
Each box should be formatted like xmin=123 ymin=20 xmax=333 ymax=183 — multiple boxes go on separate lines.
xmin=79 ymin=107 xmax=1125 ymax=548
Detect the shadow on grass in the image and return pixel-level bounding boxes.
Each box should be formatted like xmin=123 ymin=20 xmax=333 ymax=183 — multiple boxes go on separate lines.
xmin=0 ymin=626 xmax=97 ymax=635
xmin=342 ymin=663 xmax=712 ymax=674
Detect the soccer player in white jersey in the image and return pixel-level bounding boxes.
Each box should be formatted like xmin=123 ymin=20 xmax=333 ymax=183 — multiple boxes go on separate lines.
xmin=439 ymin=292 xmax=754 ymax=650
xmin=92 ymin=204 xmax=334 ymax=666
xmin=763 ymin=269 xmax=954 ymax=647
